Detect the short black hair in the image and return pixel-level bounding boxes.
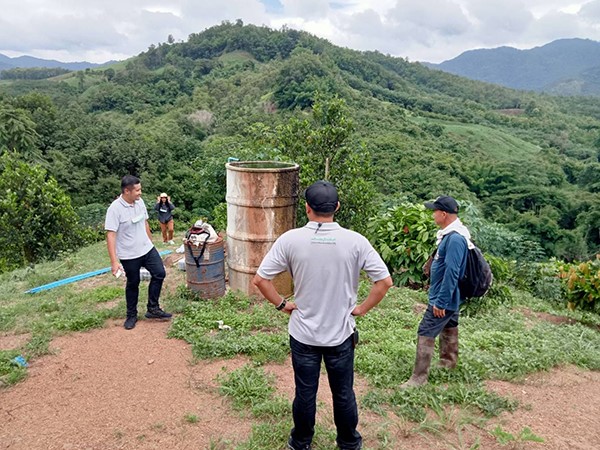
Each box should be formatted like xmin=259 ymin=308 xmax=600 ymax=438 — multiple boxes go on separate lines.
xmin=121 ymin=175 xmax=140 ymax=192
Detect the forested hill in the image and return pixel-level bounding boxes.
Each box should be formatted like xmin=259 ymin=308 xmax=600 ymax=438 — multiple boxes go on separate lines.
xmin=428 ymin=38 xmax=600 ymax=95
xmin=0 ymin=21 xmax=599 ymax=266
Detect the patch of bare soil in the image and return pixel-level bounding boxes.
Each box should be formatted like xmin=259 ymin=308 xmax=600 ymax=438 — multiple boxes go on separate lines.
xmin=486 ymin=366 xmax=600 ymax=450
xmin=496 ymin=108 xmax=525 ymax=116
xmin=0 ymin=333 xmax=31 ymax=351
xmin=519 ymin=307 xmax=579 ymax=326
xmin=2 ymin=315 xmax=599 ymax=450
xmin=0 ymin=320 xmax=252 ymax=450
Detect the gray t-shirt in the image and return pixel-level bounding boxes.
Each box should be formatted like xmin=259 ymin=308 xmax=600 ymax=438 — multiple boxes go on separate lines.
xmin=105 ymin=196 xmax=153 ymax=260
xmin=257 ymin=221 xmax=390 ymax=346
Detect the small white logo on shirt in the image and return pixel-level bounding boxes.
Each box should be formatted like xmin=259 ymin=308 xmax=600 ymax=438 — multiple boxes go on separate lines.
xmin=311 ymin=237 xmax=336 ymax=245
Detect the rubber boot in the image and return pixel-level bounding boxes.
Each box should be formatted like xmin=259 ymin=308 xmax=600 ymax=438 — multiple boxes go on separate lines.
xmin=438 ymin=327 xmax=459 ymax=369
xmin=400 ymin=336 xmax=435 ymax=389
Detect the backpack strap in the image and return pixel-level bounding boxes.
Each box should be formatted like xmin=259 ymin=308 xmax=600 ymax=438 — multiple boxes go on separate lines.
xmin=186 ymin=232 xmax=210 ymax=267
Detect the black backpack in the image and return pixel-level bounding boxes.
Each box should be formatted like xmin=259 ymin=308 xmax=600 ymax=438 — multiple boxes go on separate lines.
xmin=459 ymin=243 xmax=493 ymax=299
xmin=425 ymin=232 xmax=493 ymax=300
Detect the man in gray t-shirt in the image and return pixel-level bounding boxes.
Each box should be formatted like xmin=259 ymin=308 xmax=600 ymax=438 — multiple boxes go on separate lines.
xmin=105 ymin=175 xmax=172 ymax=330
xmin=253 ymin=181 xmax=392 ymax=450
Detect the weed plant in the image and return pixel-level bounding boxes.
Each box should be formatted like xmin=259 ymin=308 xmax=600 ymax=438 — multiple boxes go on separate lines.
xmin=168 ymin=289 xmax=290 ymax=363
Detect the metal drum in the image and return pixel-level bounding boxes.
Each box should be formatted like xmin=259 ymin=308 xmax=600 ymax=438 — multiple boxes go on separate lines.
xmin=184 ymin=236 xmax=226 ymax=299
xmin=226 ymin=161 xmax=299 ymax=297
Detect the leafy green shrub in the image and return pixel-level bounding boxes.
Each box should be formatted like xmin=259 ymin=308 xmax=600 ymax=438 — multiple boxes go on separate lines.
xmin=461 ymin=202 xmax=545 ymax=261
xmin=76 ymin=203 xmax=107 ymax=245
xmin=367 ymin=203 xmax=437 ymax=286
xmin=77 ymin=203 xmax=106 ymax=229
xmin=515 ymin=260 xmax=564 ymax=303
xmin=486 ymin=254 xmax=515 ymax=284
xmin=0 ymin=153 xmax=83 ymax=273
xmin=211 ymin=202 xmax=227 ymax=235
xmin=559 ymin=256 xmax=600 ymax=312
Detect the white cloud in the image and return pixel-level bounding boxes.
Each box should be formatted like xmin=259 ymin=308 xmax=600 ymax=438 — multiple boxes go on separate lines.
xmin=578 ymin=0 xmax=600 ymax=20
xmin=0 ymin=0 xmax=597 ymax=63
xmin=280 ymin=0 xmax=330 ymax=19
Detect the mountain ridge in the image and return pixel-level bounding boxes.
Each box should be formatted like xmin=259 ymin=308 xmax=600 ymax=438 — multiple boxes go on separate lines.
xmin=425 ymin=38 xmax=600 ymax=95
xmin=0 ymin=53 xmax=116 ymax=71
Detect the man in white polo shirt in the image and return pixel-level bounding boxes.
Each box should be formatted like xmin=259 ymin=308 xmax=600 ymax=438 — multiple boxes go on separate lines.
xmin=253 ymin=180 xmax=393 ymax=450
xmin=105 ymin=175 xmax=171 ymax=330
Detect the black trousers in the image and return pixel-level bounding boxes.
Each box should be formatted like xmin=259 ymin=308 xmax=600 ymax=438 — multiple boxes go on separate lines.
xmin=120 ymin=247 xmax=166 ymax=317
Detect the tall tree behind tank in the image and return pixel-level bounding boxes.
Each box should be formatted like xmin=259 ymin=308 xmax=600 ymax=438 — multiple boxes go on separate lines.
xmin=248 ymin=94 xmax=377 ymax=234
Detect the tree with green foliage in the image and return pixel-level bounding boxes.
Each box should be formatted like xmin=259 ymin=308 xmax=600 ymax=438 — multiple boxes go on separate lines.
xmin=273 ymin=48 xmax=337 ymax=109
xmin=248 ymin=95 xmax=377 ymax=233
xmin=0 ymin=153 xmax=82 ymax=273
xmin=0 ymin=105 xmax=39 ymax=159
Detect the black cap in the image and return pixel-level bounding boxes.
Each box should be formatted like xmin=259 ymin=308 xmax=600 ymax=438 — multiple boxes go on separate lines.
xmin=424 ymin=196 xmax=459 ymax=214
xmin=303 ymin=181 xmax=339 ymax=213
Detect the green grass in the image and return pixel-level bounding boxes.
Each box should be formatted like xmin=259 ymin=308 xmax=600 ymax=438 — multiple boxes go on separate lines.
xmin=412 ymin=117 xmax=541 ymax=162
xmin=168 ymin=288 xmax=290 ymax=363
xmin=184 ymin=413 xmax=199 ymax=424
xmin=2 ymin=242 xmax=599 ymax=447
xmin=167 ymin=280 xmax=600 ymax=449
xmin=218 ymin=50 xmax=256 ymax=64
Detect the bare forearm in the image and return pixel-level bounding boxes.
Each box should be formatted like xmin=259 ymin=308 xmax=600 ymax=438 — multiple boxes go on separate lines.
xmin=253 ymin=275 xmax=283 ymax=306
xmin=106 ymin=232 xmax=118 ymax=265
xmin=252 ymin=274 xmax=296 ymax=314
xmin=106 ymin=231 xmax=122 ymax=275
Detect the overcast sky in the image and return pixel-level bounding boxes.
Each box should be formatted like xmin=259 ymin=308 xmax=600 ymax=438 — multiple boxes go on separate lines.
xmin=1 ymin=0 xmax=600 ymax=64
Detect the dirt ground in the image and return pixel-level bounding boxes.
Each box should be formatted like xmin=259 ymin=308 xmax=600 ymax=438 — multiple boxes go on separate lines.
xmin=1 ymin=257 xmax=600 ymax=449
xmin=1 ymin=317 xmax=599 ymax=450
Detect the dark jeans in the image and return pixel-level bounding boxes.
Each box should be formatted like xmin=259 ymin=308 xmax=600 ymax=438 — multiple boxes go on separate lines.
xmin=417 ymin=305 xmax=459 ymax=338
xmin=289 ymin=335 xmax=362 ymax=450
xmin=120 ymin=247 xmax=166 ymax=318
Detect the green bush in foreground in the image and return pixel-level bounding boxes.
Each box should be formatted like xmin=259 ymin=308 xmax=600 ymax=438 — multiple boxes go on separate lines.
xmin=0 ymin=152 xmax=84 ymax=273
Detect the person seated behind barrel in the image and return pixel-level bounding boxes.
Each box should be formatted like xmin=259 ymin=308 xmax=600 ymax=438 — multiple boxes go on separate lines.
xmin=154 ymin=193 xmax=175 ymax=244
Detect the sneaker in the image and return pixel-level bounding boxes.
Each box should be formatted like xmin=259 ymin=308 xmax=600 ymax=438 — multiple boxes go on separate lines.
xmin=145 ymin=308 xmax=172 ymax=319
xmin=168 ymin=240 xmax=175 ymax=245
xmin=287 ymin=437 xmax=311 ymax=450
xmin=124 ymin=316 xmax=137 ymax=330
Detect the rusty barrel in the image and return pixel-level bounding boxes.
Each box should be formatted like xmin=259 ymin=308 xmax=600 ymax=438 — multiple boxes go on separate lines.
xmin=226 ymin=161 xmax=299 ymax=297
xmin=184 ymin=236 xmax=226 ymax=299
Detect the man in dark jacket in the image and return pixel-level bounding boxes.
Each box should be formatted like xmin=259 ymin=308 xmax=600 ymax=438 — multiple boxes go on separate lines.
xmin=401 ymin=196 xmax=471 ymax=388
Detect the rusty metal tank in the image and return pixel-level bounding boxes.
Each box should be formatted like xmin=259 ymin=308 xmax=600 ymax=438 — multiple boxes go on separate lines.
xmin=226 ymin=161 xmax=299 ymax=297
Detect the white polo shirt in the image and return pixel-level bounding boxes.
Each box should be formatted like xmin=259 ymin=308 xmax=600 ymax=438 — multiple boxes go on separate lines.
xmin=105 ymin=196 xmax=153 ymax=260
xmin=257 ymin=221 xmax=390 ymax=346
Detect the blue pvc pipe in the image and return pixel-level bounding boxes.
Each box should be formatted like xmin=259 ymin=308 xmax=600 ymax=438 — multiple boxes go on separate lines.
xmin=26 ymin=250 xmax=173 ymax=294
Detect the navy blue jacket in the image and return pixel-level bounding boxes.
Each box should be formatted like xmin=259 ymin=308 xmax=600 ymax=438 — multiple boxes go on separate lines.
xmin=428 ymin=232 xmax=468 ymax=311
